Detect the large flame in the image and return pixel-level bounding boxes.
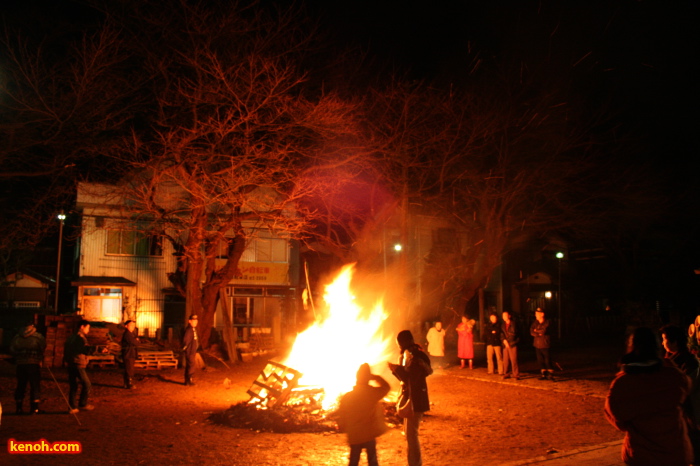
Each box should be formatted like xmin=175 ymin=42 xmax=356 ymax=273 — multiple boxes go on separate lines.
xmin=282 ymin=264 xmax=394 ymax=409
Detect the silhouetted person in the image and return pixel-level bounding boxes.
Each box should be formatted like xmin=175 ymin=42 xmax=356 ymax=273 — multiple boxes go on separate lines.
xmin=500 ymin=311 xmax=520 ymax=380
xmin=530 ymin=308 xmax=553 ymax=380
xmin=10 ymin=324 xmax=46 ymax=414
xmin=337 ymin=363 xmax=390 ymax=466
xmin=121 ymin=320 xmax=139 ymax=389
xmin=182 ymin=315 xmax=199 ymax=386
xmin=605 ymin=327 xmax=693 ymax=465
xmin=662 ymin=324 xmax=700 ymax=458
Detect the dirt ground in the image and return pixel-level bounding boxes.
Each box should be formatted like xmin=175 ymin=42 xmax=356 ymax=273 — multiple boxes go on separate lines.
xmin=0 ymin=338 xmax=624 ymax=466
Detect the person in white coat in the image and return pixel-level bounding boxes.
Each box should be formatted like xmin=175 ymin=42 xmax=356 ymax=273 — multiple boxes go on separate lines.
xmin=426 ymin=322 xmax=446 ymax=368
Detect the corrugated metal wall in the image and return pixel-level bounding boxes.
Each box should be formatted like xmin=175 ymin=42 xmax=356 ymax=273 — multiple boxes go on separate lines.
xmin=79 ymin=215 xmax=175 ymax=332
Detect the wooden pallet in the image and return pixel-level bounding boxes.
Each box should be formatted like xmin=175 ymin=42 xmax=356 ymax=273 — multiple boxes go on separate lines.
xmin=134 ymin=351 xmax=179 ymax=370
xmin=87 ymin=354 xmax=117 ymax=368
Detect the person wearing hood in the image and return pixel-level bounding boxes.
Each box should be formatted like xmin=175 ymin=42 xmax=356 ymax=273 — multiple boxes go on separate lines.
xmin=388 ymin=330 xmax=433 ymax=466
xmin=605 ymin=326 xmax=693 ymax=465
xmin=10 ymin=324 xmax=46 ymax=414
xmin=337 ymin=363 xmax=390 ymax=466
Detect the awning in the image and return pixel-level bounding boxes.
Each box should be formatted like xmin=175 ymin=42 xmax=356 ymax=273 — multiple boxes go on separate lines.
xmin=71 ymin=276 xmax=136 ymax=287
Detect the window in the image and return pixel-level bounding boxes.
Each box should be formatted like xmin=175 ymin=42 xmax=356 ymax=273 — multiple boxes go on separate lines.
xmin=248 ymin=230 xmax=288 ymax=262
xmin=83 ymin=288 xmax=122 ymax=297
xmin=106 ymin=230 xmax=162 ymax=256
xmin=222 ymin=230 xmax=288 ymax=263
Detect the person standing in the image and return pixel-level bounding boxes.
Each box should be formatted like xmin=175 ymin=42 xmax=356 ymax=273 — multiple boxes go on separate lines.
xmin=121 ymin=320 xmax=140 ymax=389
xmin=482 ymin=313 xmax=503 ymax=375
xmin=182 ymin=315 xmax=199 ymax=386
xmin=605 ymin=327 xmax=693 ymax=465
xmin=456 ymin=316 xmax=475 ymax=369
xmin=661 ymin=324 xmax=700 ymax=458
xmin=426 ymin=322 xmax=446 ymax=369
xmin=530 ymin=308 xmax=554 ymax=380
xmin=10 ymin=324 xmax=46 ymax=414
xmin=501 ymin=311 xmax=520 ymax=380
xmin=64 ymin=320 xmax=102 ymax=413
xmin=388 ymin=330 xmax=433 ymax=466
xmin=337 ymin=363 xmax=391 ymax=466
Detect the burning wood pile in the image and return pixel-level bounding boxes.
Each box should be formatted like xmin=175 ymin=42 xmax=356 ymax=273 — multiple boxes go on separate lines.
xmin=211 ymin=265 xmax=402 ymax=433
xmin=211 ymin=360 xmax=337 ymax=433
xmin=211 ymin=360 xmax=404 ymax=433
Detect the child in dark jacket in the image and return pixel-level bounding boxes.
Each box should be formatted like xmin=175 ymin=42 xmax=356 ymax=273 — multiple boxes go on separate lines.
xmin=337 ymin=363 xmax=390 ymax=466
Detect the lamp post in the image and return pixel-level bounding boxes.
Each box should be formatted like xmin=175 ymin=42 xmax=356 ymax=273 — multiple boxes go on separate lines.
xmin=556 ymin=251 xmax=564 ymax=339
xmin=55 ymin=212 xmax=66 ymax=313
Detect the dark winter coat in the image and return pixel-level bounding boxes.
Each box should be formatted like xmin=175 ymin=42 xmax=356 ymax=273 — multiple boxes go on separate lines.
xmin=10 ymin=329 xmax=46 ymax=365
xmin=605 ymin=357 xmax=693 ymax=465
xmin=530 ymin=319 xmax=551 ymax=349
xmin=500 ymin=320 xmax=520 ymax=347
xmin=121 ymin=328 xmax=139 ymax=361
xmin=182 ymin=326 xmax=199 ymax=357
xmin=482 ymin=321 xmax=501 ymax=347
xmin=390 ymin=343 xmax=433 ymax=413
xmin=64 ymin=331 xmax=90 ymax=368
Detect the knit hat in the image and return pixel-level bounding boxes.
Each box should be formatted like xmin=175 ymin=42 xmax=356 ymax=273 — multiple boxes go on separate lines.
xmin=22 ymin=325 xmax=37 ymax=337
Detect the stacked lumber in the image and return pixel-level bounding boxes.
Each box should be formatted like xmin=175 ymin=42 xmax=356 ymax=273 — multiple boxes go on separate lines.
xmin=39 ymin=315 xmax=81 ymax=368
xmin=134 ymin=350 xmax=178 ymax=370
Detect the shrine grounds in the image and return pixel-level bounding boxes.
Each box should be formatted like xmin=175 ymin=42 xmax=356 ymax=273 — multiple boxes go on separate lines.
xmin=0 ymin=336 xmax=626 ymax=465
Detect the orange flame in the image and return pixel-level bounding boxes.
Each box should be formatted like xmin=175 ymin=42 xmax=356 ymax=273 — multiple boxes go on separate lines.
xmin=282 ymin=264 xmax=394 ymax=409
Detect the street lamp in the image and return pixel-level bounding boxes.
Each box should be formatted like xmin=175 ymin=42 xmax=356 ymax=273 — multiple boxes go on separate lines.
xmin=55 ymin=212 xmax=66 ymax=313
xmin=556 ymin=251 xmax=564 ymax=338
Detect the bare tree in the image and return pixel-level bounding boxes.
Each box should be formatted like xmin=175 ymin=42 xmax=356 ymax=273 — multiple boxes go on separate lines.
xmin=360 ymin=72 xmax=661 ymax=327
xmin=0 ymin=10 xmax=144 ymax=260
xmin=81 ymin=0 xmax=365 ymax=346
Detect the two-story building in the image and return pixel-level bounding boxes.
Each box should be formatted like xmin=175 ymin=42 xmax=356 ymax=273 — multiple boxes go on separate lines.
xmin=73 ymin=182 xmax=299 ymax=345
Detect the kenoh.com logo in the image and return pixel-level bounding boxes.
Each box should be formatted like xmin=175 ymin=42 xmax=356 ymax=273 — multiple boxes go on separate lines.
xmin=8 ymin=439 xmax=82 ymax=454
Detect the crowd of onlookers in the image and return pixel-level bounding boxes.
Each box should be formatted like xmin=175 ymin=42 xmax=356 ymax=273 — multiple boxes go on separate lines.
xmin=421 ymin=311 xmax=700 ymax=465
xmin=8 ymin=310 xmax=700 ymax=465
xmin=424 ymin=308 xmax=555 ymax=381
xmin=7 ymin=314 xmax=200 ymax=416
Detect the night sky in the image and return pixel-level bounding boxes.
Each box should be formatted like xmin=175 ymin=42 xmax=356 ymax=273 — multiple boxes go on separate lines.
xmin=2 ymin=0 xmax=699 ymax=309
xmin=311 ymin=1 xmax=700 ymax=241
xmin=311 ymin=0 xmax=698 ymax=159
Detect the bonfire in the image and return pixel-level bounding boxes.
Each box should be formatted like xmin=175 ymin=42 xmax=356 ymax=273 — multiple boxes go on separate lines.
xmin=216 ymin=264 xmax=400 ymax=432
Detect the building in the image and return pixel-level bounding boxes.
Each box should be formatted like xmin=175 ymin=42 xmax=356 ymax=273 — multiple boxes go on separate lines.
xmin=0 ymin=271 xmax=52 ymax=309
xmin=73 ymin=182 xmax=299 ymax=345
